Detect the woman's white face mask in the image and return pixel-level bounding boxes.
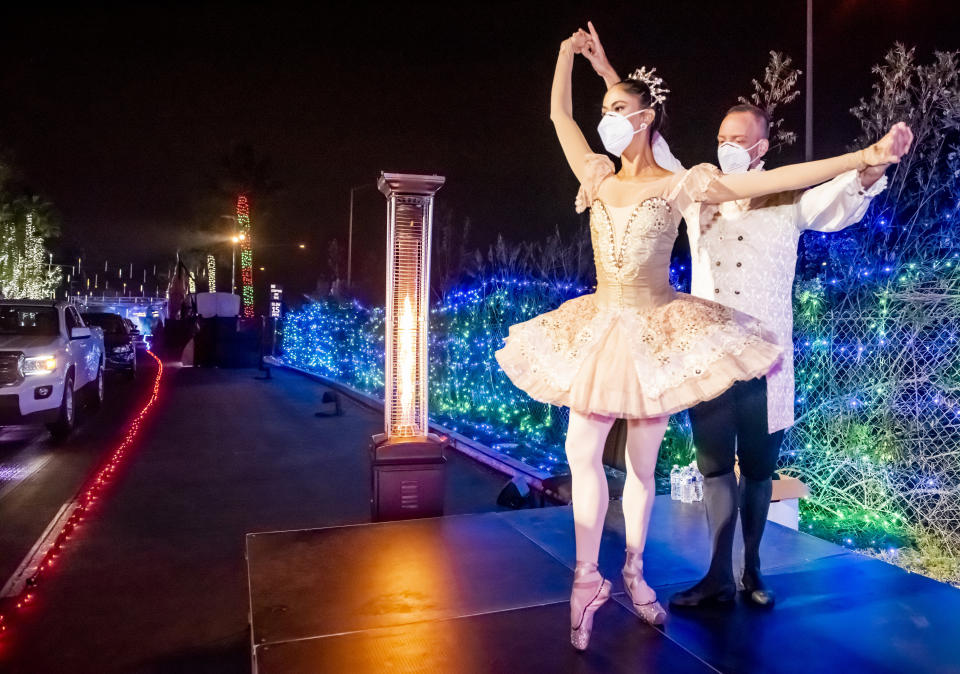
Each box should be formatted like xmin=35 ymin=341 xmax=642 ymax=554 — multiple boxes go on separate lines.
xmin=598 ymin=109 xmax=650 ymax=157
xmin=717 ymin=139 xmax=764 ymax=174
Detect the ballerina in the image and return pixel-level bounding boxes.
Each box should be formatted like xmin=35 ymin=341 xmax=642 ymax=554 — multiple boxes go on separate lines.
xmin=578 ymin=21 xmax=912 ymax=610
xmin=494 ymin=28 xmax=912 ymax=652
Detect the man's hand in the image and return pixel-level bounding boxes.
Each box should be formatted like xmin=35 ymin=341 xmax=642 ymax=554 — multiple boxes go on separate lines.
xmin=863 ymin=122 xmax=914 ymax=166
xmin=567 ymin=29 xmax=591 ymax=54
xmin=581 ymin=21 xmax=621 ymax=88
xmin=858 ymin=164 xmax=888 ymax=189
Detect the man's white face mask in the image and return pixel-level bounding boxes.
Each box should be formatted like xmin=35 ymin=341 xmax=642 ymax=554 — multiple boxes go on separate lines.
xmin=717 ymin=139 xmax=764 ymax=174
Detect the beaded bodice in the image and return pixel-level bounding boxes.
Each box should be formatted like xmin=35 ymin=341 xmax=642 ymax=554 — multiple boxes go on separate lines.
xmin=590 ymin=198 xmax=678 ymax=310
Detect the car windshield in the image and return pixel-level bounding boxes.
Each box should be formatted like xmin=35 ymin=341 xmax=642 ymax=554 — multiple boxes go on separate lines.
xmin=83 ymin=313 xmax=126 ymax=335
xmin=0 ymin=306 xmax=59 ymax=336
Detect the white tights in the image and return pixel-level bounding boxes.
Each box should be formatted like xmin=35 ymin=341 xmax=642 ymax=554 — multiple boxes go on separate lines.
xmin=565 ymin=410 xmax=670 ymax=565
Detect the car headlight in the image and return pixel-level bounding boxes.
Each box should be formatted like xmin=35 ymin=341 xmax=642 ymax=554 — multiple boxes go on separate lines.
xmin=112 ymin=344 xmax=132 ymax=354
xmin=23 ymin=355 xmax=57 ymax=375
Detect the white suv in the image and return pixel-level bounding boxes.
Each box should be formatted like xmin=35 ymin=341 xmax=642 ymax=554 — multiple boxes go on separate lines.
xmin=0 ymin=301 xmax=105 ymax=440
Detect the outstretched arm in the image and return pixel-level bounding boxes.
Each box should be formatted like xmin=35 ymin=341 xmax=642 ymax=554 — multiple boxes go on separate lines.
xmin=796 ymin=168 xmax=888 ymax=233
xmin=551 ymin=35 xmax=594 ymax=183
xmin=701 ymin=123 xmax=913 ymax=203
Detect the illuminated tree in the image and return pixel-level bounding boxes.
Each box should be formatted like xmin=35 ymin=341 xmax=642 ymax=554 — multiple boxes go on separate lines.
xmin=206 ymin=254 xmax=217 ymax=292
xmin=0 ymin=189 xmax=62 ymax=299
xmin=203 ymin=144 xmax=281 ymax=317
xmin=237 ymin=195 xmax=254 ymax=316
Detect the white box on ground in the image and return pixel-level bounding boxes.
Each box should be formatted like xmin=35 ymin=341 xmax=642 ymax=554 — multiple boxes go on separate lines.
xmin=196 ymin=292 xmax=241 ymax=318
xmin=767 ymin=475 xmax=809 ymax=530
xmin=768 ymin=499 xmax=800 ymax=529
xmin=735 ymin=463 xmax=809 ymax=530
xmin=218 ymin=292 xmax=241 ymax=317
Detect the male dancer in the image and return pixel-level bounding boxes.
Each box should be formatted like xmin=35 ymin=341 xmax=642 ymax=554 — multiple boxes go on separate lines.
xmin=580 ymin=22 xmax=902 ymax=607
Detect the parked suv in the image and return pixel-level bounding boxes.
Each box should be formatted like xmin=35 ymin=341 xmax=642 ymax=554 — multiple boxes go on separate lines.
xmin=124 ymin=318 xmax=146 ymax=350
xmin=0 ymin=301 xmax=105 ymax=440
xmin=82 ymin=312 xmax=136 ymax=379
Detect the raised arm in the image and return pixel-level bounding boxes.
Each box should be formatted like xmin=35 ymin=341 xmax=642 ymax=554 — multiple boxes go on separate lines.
xmin=701 ymin=123 xmax=913 ymax=203
xmin=582 ymin=22 xmax=621 ymax=90
xmin=551 ymin=36 xmax=594 ymax=183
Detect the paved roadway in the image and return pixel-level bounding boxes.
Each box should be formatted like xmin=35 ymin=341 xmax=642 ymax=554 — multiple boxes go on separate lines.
xmin=0 ymin=362 xmax=515 ymax=672
xmin=0 ymin=353 xmax=156 ymax=590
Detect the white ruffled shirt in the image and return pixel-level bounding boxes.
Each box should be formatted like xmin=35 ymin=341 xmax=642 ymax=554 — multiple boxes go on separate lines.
xmin=682 ymin=167 xmax=887 ymax=432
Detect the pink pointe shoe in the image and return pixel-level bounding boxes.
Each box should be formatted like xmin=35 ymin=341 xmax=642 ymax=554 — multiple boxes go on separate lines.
xmin=622 ymin=548 xmax=666 ymax=625
xmin=570 ymin=561 xmax=612 ymax=651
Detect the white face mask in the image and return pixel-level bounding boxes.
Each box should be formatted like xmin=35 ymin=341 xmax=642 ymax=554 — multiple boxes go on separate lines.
xmin=717 ymin=139 xmax=764 ymax=174
xmin=598 ymin=109 xmax=649 ymax=157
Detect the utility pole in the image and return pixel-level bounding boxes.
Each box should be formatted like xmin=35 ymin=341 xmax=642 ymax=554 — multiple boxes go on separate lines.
xmin=805 ymin=0 xmax=814 ymax=161
xmin=348 ymin=186 xmax=357 ymax=288
xmin=347 ymin=183 xmax=374 ymax=288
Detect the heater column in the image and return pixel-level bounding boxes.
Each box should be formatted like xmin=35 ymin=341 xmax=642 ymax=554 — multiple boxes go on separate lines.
xmin=371 ymin=172 xmax=447 ymax=521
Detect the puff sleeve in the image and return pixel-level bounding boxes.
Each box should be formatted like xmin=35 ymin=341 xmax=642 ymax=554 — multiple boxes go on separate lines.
xmin=666 ymin=163 xmax=724 ymax=213
xmin=574 ymin=153 xmax=617 ymax=213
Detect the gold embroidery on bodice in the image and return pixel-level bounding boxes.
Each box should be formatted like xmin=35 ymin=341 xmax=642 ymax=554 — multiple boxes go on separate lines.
xmin=590 ymin=198 xmax=677 ymax=310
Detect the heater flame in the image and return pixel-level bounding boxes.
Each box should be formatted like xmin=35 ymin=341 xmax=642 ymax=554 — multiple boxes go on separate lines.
xmin=396 ymin=295 xmax=418 ymax=436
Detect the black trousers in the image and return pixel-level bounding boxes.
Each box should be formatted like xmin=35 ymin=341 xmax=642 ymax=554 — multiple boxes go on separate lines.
xmin=688 ymin=377 xmax=784 ymax=480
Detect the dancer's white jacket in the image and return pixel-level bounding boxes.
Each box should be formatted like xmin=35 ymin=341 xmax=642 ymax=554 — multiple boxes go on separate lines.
xmin=681 ymin=167 xmax=887 ymax=433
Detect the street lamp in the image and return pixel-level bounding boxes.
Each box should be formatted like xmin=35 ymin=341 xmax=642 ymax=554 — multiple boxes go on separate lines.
xmin=221 ymin=214 xmax=245 ymax=296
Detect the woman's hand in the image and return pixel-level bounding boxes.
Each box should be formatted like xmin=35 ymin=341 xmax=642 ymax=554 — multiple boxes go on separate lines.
xmin=862 ymin=122 xmax=914 ymax=166
xmin=566 ymin=29 xmax=592 ymax=54
xmin=581 ymin=22 xmax=616 ymax=80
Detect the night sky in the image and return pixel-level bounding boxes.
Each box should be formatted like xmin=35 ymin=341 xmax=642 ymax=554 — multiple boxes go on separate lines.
xmin=0 ymin=1 xmax=956 ymax=301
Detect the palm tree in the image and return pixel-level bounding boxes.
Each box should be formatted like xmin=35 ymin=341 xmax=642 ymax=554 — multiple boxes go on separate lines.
xmin=197 ymin=143 xmax=282 ymax=314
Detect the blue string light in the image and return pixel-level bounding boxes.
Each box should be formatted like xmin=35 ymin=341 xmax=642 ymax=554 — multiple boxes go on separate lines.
xmin=280 ymin=207 xmax=959 ymax=560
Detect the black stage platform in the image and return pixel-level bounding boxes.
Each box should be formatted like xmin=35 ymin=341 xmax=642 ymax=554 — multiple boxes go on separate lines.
xmin=246 ymin=495 xmax=960 ymax=673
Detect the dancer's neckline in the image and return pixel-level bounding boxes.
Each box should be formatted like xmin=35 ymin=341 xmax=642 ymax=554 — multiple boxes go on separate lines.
xmin=596 ymin=172 xmax=675 ymax=209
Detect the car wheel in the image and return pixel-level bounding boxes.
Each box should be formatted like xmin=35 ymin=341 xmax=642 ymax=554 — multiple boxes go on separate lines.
xmin=90 ymin=366 xmax=104 ymax=411
xmin=126 ymin=355 xmax=137 ymax=380
xmin=48 ymin=372 xmax=75 ymax=442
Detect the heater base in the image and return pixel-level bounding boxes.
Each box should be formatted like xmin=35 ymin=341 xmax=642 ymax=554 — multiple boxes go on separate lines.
xmin=370 ymin=433 xmax=446 ymax=521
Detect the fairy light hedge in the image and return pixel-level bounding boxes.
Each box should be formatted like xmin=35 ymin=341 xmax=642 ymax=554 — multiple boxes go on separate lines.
xmin=283 ymin=279 xmax=592 ymax=474
xmin=779 ymin=44 xmax=960 ymax=583
xmin=281 ymin=235 xmax=959 ymax=582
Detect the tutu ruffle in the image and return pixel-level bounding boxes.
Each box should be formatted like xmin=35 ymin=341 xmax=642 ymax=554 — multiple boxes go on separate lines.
xmin=495 ymin=292 xmax=782 ymax=419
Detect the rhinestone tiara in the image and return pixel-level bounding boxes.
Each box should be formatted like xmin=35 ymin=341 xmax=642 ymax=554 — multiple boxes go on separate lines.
xmin=626 ymin=66 xmax=670 ymax=106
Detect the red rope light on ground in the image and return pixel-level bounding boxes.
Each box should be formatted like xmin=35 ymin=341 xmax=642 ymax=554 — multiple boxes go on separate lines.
xmin=0 ymin=351 xmax=164 ymax=650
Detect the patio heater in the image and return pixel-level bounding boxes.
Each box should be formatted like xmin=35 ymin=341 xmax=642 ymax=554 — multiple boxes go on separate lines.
xmin=370 ymin=172 xmax=447 ymax=521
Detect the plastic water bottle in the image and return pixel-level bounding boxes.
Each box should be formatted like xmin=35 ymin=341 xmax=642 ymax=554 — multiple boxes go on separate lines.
xmin=680 ymin=466 xmax=693 ymax=503
xmin=670 ymin=465 xmax=681 ymax=500
xmin=685 ymin=461 xmax=703 ymax=502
